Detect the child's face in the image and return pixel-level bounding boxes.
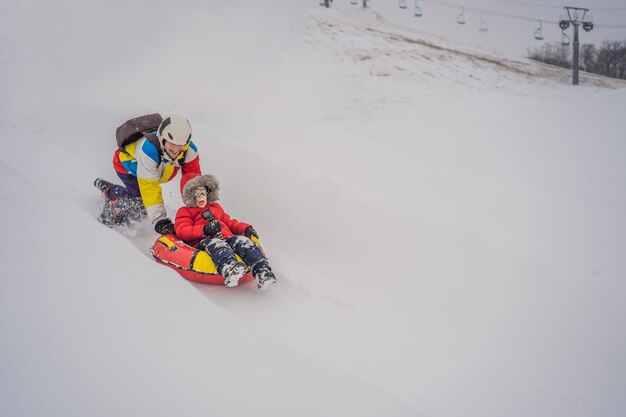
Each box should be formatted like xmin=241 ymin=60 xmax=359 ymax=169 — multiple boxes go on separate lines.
xmin=194 ymin=187 xmax=208 ymax=208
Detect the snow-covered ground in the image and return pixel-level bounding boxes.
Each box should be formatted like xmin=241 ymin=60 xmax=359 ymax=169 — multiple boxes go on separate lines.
xmin=2 ymin=1 xmax=625 ymax=416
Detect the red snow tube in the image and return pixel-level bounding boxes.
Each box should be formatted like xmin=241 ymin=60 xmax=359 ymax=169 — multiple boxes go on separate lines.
xmin=150 ymin=234 xmax=257 ymax=285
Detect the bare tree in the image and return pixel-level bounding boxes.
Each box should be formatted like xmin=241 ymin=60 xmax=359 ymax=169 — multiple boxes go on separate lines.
xmin=616 ymin=41 xmax=626 ymax=79
xmin=528 ymin=39 xmax=626 ymax=80
xmin=595 ymin=40 xmax=625 ymax=79
xmin=528 ymin=43 xmax=571 ymax=69
xmin=579 ymin=44 xmax=597 ymax=73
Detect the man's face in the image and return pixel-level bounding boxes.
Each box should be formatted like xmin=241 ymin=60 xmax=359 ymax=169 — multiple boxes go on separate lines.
xmin=195 ymin=187 xmax=208 ymax=208
xmin=163 ymin=141 xmax=184 ymax=160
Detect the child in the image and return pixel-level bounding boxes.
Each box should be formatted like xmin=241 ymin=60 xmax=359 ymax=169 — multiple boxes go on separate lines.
xmin=174 ymin=173 xmax=277 ymax=289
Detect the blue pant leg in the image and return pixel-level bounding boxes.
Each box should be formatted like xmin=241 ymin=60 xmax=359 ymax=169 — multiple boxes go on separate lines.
xmin=226 ymin=236 xmax=270 ymax=275
xmin=204 ymin=238 xmax=238 ymax=274
xmin=106 ymin=172 xmax=141 ymax=198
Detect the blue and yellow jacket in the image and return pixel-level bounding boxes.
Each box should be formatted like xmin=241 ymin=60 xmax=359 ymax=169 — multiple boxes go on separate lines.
xmin=113 ymin=136 xmax=201 ymax=224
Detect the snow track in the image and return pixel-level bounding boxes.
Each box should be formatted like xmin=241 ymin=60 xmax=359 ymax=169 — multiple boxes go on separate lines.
xmin=2 ymin=1 xmax=625 ymax=416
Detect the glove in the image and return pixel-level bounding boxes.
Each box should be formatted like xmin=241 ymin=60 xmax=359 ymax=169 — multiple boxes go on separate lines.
xmin=203 ymin=220 xmax=222 ymax=237
xmin=155 ymin=218 xmax=175 ymax=235
xmin=244 ymin=226 xmax=259 ymax=239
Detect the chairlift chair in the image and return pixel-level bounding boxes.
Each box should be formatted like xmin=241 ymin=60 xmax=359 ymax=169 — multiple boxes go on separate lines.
xmin=457 ymin=7 xmax=466 ymax=25
xmin=414 ymin=0 xmax=423 ymax=17
xmin=399 ymin=0 xmax=407 ymax=9
xmin=479 ymin=15 xmax=488 ymax=32
xmin=534 ymin=21 xmax=544 ymax=40
xmin=561 ymin=30 xmax=571 ymax=47
xmin=351 ymin=0 xmax=358 ymax=5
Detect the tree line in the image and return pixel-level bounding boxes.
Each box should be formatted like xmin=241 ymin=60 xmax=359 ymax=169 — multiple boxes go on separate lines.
xmin=528 ymin=40 xmax=626 ymax=80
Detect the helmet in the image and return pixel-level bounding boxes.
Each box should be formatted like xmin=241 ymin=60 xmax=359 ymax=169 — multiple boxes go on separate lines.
xmin=158 ymin=114 xmax=192 ymax=146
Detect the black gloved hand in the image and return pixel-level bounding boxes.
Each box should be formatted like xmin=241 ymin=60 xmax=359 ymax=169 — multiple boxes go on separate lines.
xmin=244 ymin=226 xmax=259 ymax=239
xmin=203 ymin=220 xmax=222 ymax=237
xmin=155 ymin=218 xmax=175 ymax=235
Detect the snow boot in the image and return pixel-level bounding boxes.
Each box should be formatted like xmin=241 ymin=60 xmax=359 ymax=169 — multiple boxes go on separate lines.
xmin=97 ymin=210 xmax=115 ymax=228
xmin=97 ymin=196 xmax=118 ymax=228
xmin=94 ymin=177 xmax=113 ymax=193
xmin=254 ymin=268 xmax=276 ymax=290
xmin=97 ymin=195 xmax=146 ymax=228
xmin=221 ymin=261 xmax=247 ymax=288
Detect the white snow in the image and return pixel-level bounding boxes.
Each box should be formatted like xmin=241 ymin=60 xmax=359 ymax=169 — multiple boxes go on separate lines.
xmin=2 ymin=1 xmax=626 ymax=416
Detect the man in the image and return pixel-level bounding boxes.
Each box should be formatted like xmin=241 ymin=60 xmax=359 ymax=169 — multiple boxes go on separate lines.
xmin=94 ymin=114 xmax=201 ymax=234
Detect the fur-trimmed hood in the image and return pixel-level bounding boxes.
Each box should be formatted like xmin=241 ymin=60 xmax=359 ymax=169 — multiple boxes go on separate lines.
xmin=180 ymin=173 xmax=220 ymax=207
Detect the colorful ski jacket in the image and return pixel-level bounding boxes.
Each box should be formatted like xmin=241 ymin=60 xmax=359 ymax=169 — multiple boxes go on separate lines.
xmin=174 ymin=173 xmax=250 ymax=247
xmin=113 ymin=135 xmax=201 ymax=223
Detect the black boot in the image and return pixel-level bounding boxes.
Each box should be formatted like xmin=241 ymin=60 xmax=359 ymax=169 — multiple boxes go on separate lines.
xmin=94 ymin=177 xmax=113 ymax=193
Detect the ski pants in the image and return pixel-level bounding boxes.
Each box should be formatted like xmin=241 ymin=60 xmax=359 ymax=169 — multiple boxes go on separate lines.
xmin=100 ymin=172 xmax=146 ymax=225
xmin=106 ymin=172 xmax=141 ymax=199
xmin=201 ymin=235 xmax=271 ymax=276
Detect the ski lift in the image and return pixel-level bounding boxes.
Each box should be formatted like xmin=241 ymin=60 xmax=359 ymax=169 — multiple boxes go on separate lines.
xmin=533 ymin=20 xmax=544 ymax=40
xmin=561 ymin=30 xmax=571 ymax=47
xmin=414 ymin=0 xmax=423 ymax=17
xmin=559 ymin=12 xmax=570 ymax=30
xmin=478 ymin=15 xmax=488 ymax=32
xmin=399 ymin=0 xmax=407 ymax=10
xmin=457 ymin=7 xmax=466 ymax=25
xmin=351 ymin=0 xmax=358 ymax=5
xmin=583 ymin=13 xmax=594 ymax=32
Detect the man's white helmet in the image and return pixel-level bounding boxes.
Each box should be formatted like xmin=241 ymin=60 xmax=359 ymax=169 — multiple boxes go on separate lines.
xmin=158 ymin=114 xmax=192 ymax=146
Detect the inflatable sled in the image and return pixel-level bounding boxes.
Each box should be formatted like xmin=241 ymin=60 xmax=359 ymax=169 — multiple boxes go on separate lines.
xmin=151 ymin=234 xmax=260 ymax=285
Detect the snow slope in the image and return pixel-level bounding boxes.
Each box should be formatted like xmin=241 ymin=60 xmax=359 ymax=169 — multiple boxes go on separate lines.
xmin=2 ymin=1 xmax=626 ymax=416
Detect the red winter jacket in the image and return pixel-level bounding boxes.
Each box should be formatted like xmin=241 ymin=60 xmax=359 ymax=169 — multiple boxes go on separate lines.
xmin=174 ymin=203 xmax=250 ymax=247
xmin=174 ymin=173 xmax=250 ymax=247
